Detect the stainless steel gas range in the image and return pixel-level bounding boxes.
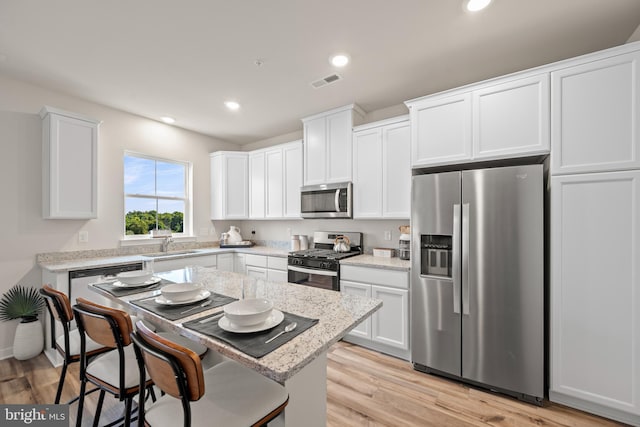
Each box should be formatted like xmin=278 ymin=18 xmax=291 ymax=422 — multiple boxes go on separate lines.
xmin=287 ymin=231 xmax=363 ymax=291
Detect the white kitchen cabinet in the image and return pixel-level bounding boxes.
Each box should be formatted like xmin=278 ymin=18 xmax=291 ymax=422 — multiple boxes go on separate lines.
xmin=406 ymin=73 xmax=550 ymax=168
xmin=245 ymin=254 xmax=288 ymax=282
xmin=302 ymin=104 xmax=364 ymax=185
xmin=550 ymin=171 xmax=640 ymax=425
xmin=153 ymin=254 xmax=217 ymax=273
xmin=282 ymin=140 xmax=303 ymax=218
xmin=551 ymin=50 xmax=640 ymax=175
xmin=265 ymin=148 xmax=284 ymax=218
xmin=353 ymin=116 xmax=410 ymax=219
xmin=249 ymin=151 xmax=266 ymax=218
xmin=234 ymin=253 xmax=246 ymax=274
xmin=340 ymin=265 xmax=410 ymax=360
xmin=407 ymin=92 xmax=471 ymax=167
xmin=40 ymin=106 xmax=100 ymax=219
xmin=340 ymin=281 xmax=371 ymax=338
xmin=210 ymin=152 xmax=248 ymax=220
xmin=247 ymin=140 xmax=302 ymax=220
xmin=216 ymin=253 xmax=235 ymax=272
xmin=473 ymin=74 xmax=550 ymax=160
xmin=246 ymin=265 xmax=268 ymax=280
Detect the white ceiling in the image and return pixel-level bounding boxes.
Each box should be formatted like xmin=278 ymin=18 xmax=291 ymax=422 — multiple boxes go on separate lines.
xmin=1 ymin=1 xmax=640 ymax=145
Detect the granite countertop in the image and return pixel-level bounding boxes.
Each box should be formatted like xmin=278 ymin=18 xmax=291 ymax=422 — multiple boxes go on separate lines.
xmin=38 ymin=246 xmax=290 ymax=273
xmin=341 ymin=254 xmax=411 ymax=271
xmin=91 ymin=267 xmax=382 ymax=383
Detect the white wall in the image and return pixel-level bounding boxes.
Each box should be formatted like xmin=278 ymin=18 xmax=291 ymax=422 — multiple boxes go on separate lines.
xmin=214 ymin=219 xmax=410 ymax=252
xmin=0 ymin=74 xmax=239 ymax=357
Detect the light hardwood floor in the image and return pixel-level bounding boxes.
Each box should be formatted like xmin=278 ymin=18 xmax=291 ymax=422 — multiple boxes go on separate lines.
xmin=0 ymin=341 xmax=627 ymax=426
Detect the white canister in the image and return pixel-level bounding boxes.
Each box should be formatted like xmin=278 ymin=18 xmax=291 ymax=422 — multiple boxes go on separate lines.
xmin=299 ymin=235 xmax=309 ymax=250
xmin=290 ymin=235 xmax=300 ymax=251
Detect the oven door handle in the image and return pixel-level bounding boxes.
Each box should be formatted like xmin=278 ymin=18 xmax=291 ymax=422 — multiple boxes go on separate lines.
xmin=288 ymin=265 xmax=338 ymax=277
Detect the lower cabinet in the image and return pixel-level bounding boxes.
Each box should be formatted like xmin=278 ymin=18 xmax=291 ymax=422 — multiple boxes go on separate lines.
xmin=244 ymin=254 xmax=288 ymax=283
xmin=216 ymin=253 xmax=235 ymax=272
xmin=550 ymin=170 xmax=640 ymax=425
xmin=153 ymin=254 xmax=217 ymax=273
xmin=340 ymin=265 xmax=410 ymax=360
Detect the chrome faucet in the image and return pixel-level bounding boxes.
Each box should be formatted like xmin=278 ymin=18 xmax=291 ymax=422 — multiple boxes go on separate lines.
xmin=161 ymin=236 xmax=173 ymax=252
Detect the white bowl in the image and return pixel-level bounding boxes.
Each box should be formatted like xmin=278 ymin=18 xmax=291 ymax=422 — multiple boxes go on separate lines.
xmin=224 ymin=298 xmax=274 ymax=326
xmin=160 ymin=283 xmax=203 ymax=302
xmin=116 ymin=270 xmax=153 ymax=285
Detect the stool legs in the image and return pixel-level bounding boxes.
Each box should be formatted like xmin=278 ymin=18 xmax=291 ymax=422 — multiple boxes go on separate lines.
xmin=54 ymin=361 xmax=68 ymax=404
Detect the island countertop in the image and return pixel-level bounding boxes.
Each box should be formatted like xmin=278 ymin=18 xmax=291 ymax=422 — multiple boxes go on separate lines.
xmin=91 ymin=267 xmax=382 ymax=384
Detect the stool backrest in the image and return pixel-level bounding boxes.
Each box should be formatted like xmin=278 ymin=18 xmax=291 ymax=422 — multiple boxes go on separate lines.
xmin=40 ymin=284 xmax=73 ymax=323
xmin=73 ymin=298 xmax=133 ymax=349
xmin=131 ymin=321 xmax=205 ymax=401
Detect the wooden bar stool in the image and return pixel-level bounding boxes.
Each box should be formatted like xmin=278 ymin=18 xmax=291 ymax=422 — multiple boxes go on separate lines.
xmin=131 ymin=321 xmax=289 ymax=427
xmin=40 ymin=285 xmax=112 ymax=404
xmin=73 ymin=298 xmax=155 ymax=427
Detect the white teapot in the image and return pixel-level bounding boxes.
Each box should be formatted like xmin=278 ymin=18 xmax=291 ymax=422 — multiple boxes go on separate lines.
xmin=226 ymin=226 xmax=243 ymax=243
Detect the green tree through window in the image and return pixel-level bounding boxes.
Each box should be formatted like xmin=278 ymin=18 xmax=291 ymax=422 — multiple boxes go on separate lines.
xmin=124 ymin=154 xmax=189 ymax=236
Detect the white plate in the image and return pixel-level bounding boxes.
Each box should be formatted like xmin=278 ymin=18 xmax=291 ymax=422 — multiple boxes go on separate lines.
xmin=112 ymin=277 xmax=162 ymax=288
xmin=155 ymin=290 xmax=211 ymax=306
xmin=219 ymin=309 xmax=284 ymax=333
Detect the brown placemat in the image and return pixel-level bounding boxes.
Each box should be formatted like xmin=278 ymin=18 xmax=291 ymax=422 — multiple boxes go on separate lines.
xmin=92 ymin=278 xmax=170 ymax=297
xmin=130 ymin=293 xmax=237 ymax=320
xmin=183 ymin=311 xmax=318 ymax=358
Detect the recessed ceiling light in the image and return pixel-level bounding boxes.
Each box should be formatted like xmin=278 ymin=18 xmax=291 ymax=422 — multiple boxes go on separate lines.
xmin=225 ymin=101 xmax=241 ymax=111
xmin=466 ymin=0 xmax=492 ymax=12
xmin=160 ymin=116 xmax=175 ymax=124
xmin=329 ymin=54 xmax=350 ymax=68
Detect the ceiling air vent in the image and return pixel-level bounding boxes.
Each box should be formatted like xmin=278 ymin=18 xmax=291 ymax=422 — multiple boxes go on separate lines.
xmin=311 ymin=73 xmax=342 ymax=89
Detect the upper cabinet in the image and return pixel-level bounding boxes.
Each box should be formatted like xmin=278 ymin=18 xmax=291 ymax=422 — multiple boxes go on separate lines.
xmin=213 ymin=140 xmax=302 ymax=221
xmin=405 ymin=73 xmax=550 ymax=168
xmin=302 ymin=104 xmax=364 ymax=185
xmin=551 ymin=50 xmax=640 ymax=175
xmin=248 ymin=140 xmax=303 ymax=220
xmin=353 ymin=116 xmax=411 ymax=219
xmin=210 ymin=152 xmax=248 ymax=220
xmin=40 ymin=106 xmax=101 ymax=219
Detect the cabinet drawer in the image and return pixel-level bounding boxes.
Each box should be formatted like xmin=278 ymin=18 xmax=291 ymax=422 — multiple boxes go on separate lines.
xmin=267 ymin=256 xmax=287 ymax=271
xmin=340 ymin=265 xmax=409 ymax=289
xmin=245 ymin=254 xmax=267 ymax=268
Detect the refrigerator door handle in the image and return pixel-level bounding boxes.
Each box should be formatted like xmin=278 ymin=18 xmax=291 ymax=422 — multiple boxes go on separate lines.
xmin=452 ymin=204 xmax=461 ymax=314
xmin=462 ymin=203 xmax=470 ymax=315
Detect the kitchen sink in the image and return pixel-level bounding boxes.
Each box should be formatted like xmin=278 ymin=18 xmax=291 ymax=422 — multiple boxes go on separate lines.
xmin=142 ymin=250 xmax=199 ymax=258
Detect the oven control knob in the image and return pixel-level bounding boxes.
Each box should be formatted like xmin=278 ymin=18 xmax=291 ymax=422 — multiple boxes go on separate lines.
xmin=321 ymin=262 xmax=329 ymax=269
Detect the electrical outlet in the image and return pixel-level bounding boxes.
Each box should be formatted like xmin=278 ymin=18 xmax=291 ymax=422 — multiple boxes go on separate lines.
xmin=384 ymin=230 xmax=391 ymax=241
xmin=78 ymin=230 xmax=89 ymax=243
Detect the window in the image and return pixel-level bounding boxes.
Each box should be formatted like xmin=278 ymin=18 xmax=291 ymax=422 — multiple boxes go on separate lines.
xmin=124 ymin=153 xmax=191 ymax=237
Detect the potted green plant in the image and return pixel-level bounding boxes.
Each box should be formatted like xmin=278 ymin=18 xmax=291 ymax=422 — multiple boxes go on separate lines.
xmin=0 ymin=285 xmax=46 ymax=360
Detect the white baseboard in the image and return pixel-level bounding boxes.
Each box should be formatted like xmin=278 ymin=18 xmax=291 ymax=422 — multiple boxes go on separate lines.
xmin=0 ymin=346 xmax=13 ymax=360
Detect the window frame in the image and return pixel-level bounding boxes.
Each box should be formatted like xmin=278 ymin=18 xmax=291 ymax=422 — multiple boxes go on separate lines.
xmin=123 ymin=151 xmax=193 ymax=240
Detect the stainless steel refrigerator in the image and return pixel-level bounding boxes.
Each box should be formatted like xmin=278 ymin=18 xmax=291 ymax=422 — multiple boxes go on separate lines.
xmin=411 ymin=164 xmax=544 ymax=404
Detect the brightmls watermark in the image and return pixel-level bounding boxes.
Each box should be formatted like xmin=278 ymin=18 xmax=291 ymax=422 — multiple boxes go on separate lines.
xmin=1 ymin=405 xmax=68 ymax=426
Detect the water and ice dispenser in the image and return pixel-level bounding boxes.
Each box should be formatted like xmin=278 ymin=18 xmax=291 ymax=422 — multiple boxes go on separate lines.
xmin=420 ymin=235 xmax=452 ymax=277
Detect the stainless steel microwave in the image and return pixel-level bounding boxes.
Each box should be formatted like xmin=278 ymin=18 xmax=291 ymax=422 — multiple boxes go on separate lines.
xmin=300 ymin=182 xmax=352 ymax=218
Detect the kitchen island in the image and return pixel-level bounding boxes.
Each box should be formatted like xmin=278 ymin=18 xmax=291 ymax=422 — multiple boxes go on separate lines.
xmin=91 ymin=266 xmax=382 ymax=427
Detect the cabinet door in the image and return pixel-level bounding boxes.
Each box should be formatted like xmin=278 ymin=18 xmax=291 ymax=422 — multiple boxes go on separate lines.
xmin=550 ymin=171 xmax=640 ymax=416
xmin=283 ymin=141 xmax=302 ymax=218
xmin=341 ymin=280 xmax=371 ymax=339
xmin=551 ymin=51 xmax=640 ymax=175
xmin=326 ymin=110 xmax=353 ymax=183
xmin=371 ymin=285 xmax=409 ymax=350
xmin=42 ymin=112 xmax=99 ymax=219
xmin=267 ymin=269 xmax=288 ymax=283
xmin=353 ymin=128 xmax=383 ymax=218
xmin=246 ymin=266 xmax=268 ymax=280
xmin=409 ymin=92 xmax=471 ymax=167
xmin=210 ymin=155 xmax=223 ymax=220
xmin=382 ymin=122 xmax=411 ymax=218
xmin=265 ymin=148 xmax=284 ymax=218
xmin=216 ymin=253 xmax=235 ymax=272
xmin=473 ymin=74 xmax=550 ymax=160
xmin=249 ymin=151 xmax=265 ymax=218
xmin=224 ymin=153 xmax=248 ymax=219
xmin=303 ymin=116 xmax=326 ymax=185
